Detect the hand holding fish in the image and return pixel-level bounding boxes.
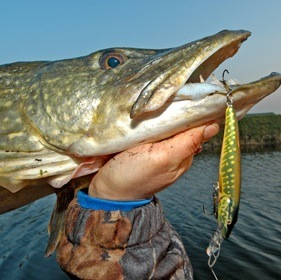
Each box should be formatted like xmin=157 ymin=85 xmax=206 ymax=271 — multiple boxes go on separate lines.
xmin=89 ymin=123 xmax=220 ymax=200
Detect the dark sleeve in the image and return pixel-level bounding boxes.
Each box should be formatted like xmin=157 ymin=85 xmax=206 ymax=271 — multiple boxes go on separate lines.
xmin=57 ymin=195 xmax=193 ymax=280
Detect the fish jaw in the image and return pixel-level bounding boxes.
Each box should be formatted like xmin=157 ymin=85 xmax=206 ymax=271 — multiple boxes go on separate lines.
xmin=68 ymin=37 xmax=281 ymax=157
xmin=130 ymin=30 xmax=251 ymax=118
xmin=229 ymin=72 xmax=281 ymax=117
xmin=69 ymin=72 xmax=281 ymax=157
xmin=176 ymin=72 xmax=281 ymax=125
xmin=66 ymin=30 xmax=253 ymax=156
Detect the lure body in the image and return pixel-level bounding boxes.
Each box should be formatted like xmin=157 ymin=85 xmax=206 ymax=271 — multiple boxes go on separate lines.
xmin=218 ymin=104 xmax=241 ymax=239
xmin=206 ymin=101 xmax=241 ymax=267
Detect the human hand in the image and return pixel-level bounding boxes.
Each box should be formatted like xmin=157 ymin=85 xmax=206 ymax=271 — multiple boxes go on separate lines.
xmin=88 ymin=123 xmax=219 ymax=200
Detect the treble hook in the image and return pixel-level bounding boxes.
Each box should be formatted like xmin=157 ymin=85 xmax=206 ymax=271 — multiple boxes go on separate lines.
xmin=207 ymin=244 xmax=221 ymax=280
xmin=222 ymin=69 xmax=230 ymax=82
xmin=203 ymin=182 xmax=219 ymax=216
xmin=208 ymin=245 xmax=221 ymax=268
xmin=203 ymin=204 xmax=214 ymax=216
xmin=207 ymin=223 xmax=224 ymax=280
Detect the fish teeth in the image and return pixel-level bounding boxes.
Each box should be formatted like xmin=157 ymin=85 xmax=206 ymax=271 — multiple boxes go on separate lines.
xmin=210 ymin=73 xmax=240 ymax=86
xmin=226 ymin=78 xmax=240 ymax=85
xmin=210 ymin=74 xmax=223 ymax=86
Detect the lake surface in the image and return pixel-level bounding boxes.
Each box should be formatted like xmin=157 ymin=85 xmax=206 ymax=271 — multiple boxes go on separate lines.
xmin=0 ymin=150 xmax=280 ymax=280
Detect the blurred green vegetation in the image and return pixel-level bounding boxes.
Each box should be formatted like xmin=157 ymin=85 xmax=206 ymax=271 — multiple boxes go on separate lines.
xmin=204 ymin=113 xmax=281 ymax=150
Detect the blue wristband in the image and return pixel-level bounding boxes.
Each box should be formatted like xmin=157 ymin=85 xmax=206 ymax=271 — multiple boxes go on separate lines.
xmin=77 ymin=189 xmax=152 ymax=211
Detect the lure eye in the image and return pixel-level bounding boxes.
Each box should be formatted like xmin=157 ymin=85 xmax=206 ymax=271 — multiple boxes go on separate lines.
xmin=99 ymin=51 xmax=127 ymax=70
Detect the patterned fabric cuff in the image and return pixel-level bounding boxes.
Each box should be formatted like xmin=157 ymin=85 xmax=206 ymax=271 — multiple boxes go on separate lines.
xmin=77 ymin=189 xmax=152 ymax=211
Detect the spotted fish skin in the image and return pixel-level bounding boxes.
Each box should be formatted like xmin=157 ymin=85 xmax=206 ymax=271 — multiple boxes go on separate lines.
xmin=218 ymin=104 xmax=241 ymax=239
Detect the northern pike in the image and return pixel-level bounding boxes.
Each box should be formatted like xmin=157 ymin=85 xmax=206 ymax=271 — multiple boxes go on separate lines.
xmin=0 ymin=30 xmax=280 ymax=255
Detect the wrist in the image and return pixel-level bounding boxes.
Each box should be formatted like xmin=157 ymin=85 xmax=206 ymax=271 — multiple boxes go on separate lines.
xmin=89 ymin=175 xmax=138 ymax=200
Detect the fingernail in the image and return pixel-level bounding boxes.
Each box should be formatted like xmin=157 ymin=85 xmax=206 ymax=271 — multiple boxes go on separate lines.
xmin=203 ymin=123 xmax=220 ymax=140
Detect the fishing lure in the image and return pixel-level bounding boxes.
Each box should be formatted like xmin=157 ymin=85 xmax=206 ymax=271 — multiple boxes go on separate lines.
xmin=206 ymin=70 xmax=241 ymax=279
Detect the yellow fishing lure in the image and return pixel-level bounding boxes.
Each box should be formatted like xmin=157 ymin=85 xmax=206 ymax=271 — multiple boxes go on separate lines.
xmin=206 ymin=72 xmax=241 ymax=279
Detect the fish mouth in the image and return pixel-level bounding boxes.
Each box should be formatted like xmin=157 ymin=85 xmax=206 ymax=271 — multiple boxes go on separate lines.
xmin=130 ymin=30 xmax=252 ymax=118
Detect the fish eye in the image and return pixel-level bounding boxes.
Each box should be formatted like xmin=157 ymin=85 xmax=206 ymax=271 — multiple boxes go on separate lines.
xmin=107 ymin=56 xmax=121 ymax=68
xmin=99 ymin=51 xmax=127 ymax=70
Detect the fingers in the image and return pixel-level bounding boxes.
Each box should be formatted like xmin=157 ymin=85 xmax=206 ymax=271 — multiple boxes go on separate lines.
xmin=156 ymin=122 xmax=220 ymax=164
xmin=140 ymin=123 xmax=219 ymax=188
xmin=89 ymin=123 xmax=220 ymax=200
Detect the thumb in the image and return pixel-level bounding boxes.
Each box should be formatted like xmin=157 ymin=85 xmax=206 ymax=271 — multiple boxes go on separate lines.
xmin=203 ymin=123 xmax=220 ymax=142
xmin=168 ymin=123 xmax=220 ymax=158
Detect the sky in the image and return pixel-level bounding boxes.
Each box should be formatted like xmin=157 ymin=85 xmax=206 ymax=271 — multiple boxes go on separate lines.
xmin=1 ymin=0 xmax=281 ymax=113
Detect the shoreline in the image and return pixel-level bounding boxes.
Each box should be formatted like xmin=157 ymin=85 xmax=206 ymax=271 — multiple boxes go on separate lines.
xmin=204 ymin=113 xmax=281 ymax=152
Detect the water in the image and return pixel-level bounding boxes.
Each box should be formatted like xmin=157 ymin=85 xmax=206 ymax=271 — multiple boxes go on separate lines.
xmin=0 ymin=151 xmax=280 ymax=280
xmin=159 ymin=150 xmax=281 ymax=280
